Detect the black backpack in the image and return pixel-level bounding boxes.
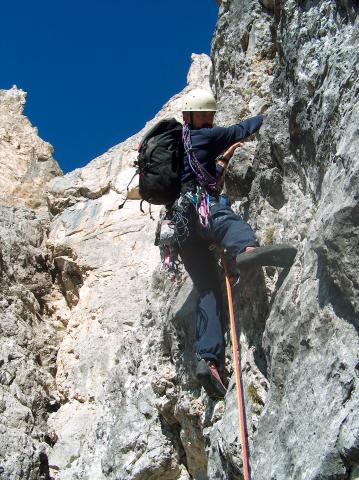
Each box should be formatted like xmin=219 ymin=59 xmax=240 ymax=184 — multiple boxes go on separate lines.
xmin=135 ymin=118 xmax=184 ymax=205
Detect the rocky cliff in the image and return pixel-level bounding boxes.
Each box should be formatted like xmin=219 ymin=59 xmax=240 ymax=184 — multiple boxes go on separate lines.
xmin=212 ymin=1 xmax=359 ymax=479
xmin=1 ymin=1 xmax=359 ymax=479
xmin=0 ymin=87 xmax=62 ymax=480
xmin=0 ymin=87 xmax=61 ymax=209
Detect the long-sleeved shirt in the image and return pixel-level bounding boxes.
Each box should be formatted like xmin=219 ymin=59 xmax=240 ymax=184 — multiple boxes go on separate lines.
xmin=181 ymin=115 xmax=263 ymax=183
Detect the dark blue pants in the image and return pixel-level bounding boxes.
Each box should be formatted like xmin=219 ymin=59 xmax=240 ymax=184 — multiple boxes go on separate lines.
xmin=178 ymin=202 xmax=258 ymax=365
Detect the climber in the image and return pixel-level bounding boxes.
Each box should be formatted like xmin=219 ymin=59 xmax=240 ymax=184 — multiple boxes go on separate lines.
xmin=171 ymin=88 xmax=297 ymax=399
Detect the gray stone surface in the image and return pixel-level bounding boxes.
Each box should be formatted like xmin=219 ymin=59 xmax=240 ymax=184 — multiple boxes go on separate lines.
xmin=0 ymin=87 xmax=62 ymax=209
xmin=0 ymin=206 xmax=59 ymax=479
xmin=211 ymin=1 xmax=359 ymax=478
xmin=0 ymin=89 xmax=69 ymax=479
xmin=1 ymin=3 xmax=359 ymax=479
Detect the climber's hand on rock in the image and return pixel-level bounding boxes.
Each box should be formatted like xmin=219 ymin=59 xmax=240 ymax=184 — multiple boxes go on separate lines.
xmin=223 ymin=141 xmax=244 ymax=161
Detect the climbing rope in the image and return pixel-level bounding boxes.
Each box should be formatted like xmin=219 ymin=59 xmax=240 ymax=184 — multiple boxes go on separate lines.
xmin=222 ymin=255 xmax=251 ymax=480
xmin=182 ymin=123 xmax=218 ymax=195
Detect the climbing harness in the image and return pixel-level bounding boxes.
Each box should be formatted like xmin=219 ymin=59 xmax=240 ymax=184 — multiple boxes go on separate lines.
xmin=155 ymin=121 xmax=227 ymax=279
xmin=182 ymin=121 xmax=227 ymax=232
xmin=222 ymin=255 xmax=251 ymax=480
xmin=156 ymin=187 xmax=212 ymax=280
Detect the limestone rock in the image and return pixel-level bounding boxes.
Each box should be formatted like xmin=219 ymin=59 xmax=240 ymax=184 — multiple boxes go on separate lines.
xmin=0 ymin=87 xmax=62 ymax=209
xmin=1 ymin=2 xmax=359 ymax=478
xmin=0 ymin=206 xmax=62 ymax=479
xmin=0 ymin=88 xmax=69 ymax=479
xmin=211 ymin=1 xmax=359 ymax=478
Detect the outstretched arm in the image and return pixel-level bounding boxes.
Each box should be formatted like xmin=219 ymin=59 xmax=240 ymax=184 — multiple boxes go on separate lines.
xmin=206 ymin=115 xmax=264 ymax=155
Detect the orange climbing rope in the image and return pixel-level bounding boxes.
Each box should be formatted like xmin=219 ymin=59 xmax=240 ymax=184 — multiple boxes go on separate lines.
xmin=222 ymin=256 xmax=250 ymax=480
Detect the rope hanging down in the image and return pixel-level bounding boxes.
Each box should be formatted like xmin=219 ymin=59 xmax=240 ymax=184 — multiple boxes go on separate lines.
xmin=222 ymin=256 xmax=251 ymax=480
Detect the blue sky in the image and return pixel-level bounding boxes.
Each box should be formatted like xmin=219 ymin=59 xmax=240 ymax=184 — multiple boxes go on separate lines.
xmin=1 ymin=1 xmax=218 ymax=173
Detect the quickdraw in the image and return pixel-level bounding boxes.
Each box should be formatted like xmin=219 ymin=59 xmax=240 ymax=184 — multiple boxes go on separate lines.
xmin=185 ymin=188 xmax=211 ymax=230
xmin=197 ymin=191 xmax=210 ymax=229
xmin=156 ymin=212 xmax=181 ymax=281
xmin=160 ymin=244 xmax=180 ymax=280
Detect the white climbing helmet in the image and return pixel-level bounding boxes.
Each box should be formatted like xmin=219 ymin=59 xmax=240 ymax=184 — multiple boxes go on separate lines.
xmin=182 ymin=88 xmax=217 ymax=112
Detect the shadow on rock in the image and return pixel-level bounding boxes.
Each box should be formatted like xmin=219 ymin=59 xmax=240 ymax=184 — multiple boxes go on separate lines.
xmin=316 ymin=204 xmax=359 ymax=334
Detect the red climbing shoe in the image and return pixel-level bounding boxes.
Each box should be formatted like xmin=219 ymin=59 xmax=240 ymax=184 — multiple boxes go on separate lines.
xmin=196 ymin=359 xmax=227 ymax=399
xmin=236 ymin=244 xmax=297 ymax=269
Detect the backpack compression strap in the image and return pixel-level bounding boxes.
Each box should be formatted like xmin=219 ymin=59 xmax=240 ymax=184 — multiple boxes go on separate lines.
xmin=118 ymin=170 xmax=138 ymax=210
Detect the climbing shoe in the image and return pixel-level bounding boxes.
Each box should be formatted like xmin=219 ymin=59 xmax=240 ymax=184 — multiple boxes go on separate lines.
xmin=196 ymin=359 xmax=227 ymax=399
xmin=236 ymin=244 xmax=297 ymax=270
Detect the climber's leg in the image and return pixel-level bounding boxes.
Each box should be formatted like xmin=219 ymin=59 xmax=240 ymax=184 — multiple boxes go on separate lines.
xmin=210 ymin=203 xmax=297 ymax=269
xmin=210 ymin=203 xmax=258 ymax=266
xmin=179 ymin=241 xmax=224 ymax=365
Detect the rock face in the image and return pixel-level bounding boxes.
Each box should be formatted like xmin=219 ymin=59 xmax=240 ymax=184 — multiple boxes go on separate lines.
xmin=1 ymin=3 xmax=359 ymax=479
xmin=0 ymin=206 xmax=60 ymax=480
xmin=212 ymin=1 xmax=359 ymax=478
xmin=0 ymin=87 xmax=62 ymax=209
xmin=211 ymin=1 xmax=359 ymax=478
xmin=0 ymin=87 xmax=65 ymax=480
